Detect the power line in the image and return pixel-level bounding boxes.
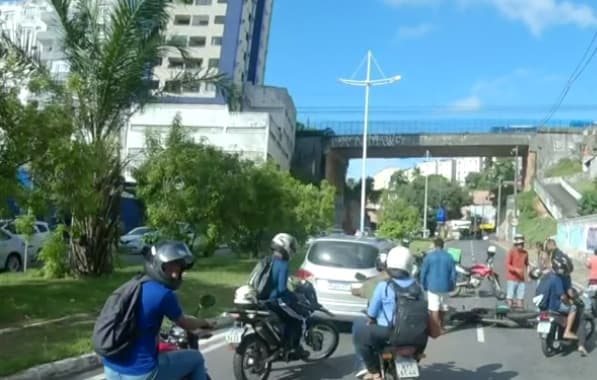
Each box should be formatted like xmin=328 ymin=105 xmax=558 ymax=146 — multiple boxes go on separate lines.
xmin=540 ymin=30 xmax=597 ymax=125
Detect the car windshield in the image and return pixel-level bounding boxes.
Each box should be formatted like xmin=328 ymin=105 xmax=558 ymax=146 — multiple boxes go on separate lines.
xmin=308 ymin=241 xmax=379 ymax=269
xmin=127 ymin=227 xmax=152 ymax=236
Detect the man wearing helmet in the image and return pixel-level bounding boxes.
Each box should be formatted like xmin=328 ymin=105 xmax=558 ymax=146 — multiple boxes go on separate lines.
xmin=102 ymin=241 xmax=215 ymax=380
xmin=536 ymin=254 xmax=588 ymax=355
xmin=267 ymin=233 xmax=309 ymax=360
xmin=353 ymin=246 xmax=433 ymax=380
xmin=506 ymin=234 xmax=529 ymax=309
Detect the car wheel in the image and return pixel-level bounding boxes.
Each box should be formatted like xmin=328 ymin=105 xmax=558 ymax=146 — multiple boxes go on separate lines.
xmin=5 ymin=253 xmax=22 ymax=272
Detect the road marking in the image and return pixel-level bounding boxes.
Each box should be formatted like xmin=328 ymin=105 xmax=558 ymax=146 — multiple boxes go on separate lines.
xmin=84 ymin=375 xmax=104 ymax=380
xmin=476 ymin=324 xmax=485 ymax=343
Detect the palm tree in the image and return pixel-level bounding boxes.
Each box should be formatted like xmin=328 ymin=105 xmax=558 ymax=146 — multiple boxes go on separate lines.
xmin=1 ymin=0 xmax=235 ymax=275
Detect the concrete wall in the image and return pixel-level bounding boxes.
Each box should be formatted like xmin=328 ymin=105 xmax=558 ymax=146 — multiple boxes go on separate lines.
xmin=532 ymin=129 xmax=585 ymax=178
xmin=556 ymin=214 xmax=597 ymax=261
xmin=290 ymin=134 xmax=327 ymax=184
xmin=534 ymin=178 xmax=564 ymax=220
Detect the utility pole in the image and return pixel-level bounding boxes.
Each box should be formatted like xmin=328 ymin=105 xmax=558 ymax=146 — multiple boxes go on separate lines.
xmin=512 ymin=146 xmax=519 ymax=238
xmin=339 ymin=51 xmax=401 ymax=235
xmin=423 ymin=150 xmax=431 ymax=238
xmin=496 ymin=176 xmax=503 ymax=238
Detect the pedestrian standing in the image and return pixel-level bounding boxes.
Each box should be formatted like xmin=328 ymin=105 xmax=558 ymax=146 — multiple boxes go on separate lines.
xmin=506 ymin=234 xmax=529 ymax=309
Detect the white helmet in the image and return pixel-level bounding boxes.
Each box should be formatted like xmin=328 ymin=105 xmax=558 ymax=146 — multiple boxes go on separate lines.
xmin=386 ymin=246 xmax=414 ymax=275
xmin=233 ymin=285 xmax=257 ymax=305
xmin=514 ymin=234 xmax=525 ymax=245
xmin=487 ymin=245 xmax=497 ymax=253
xmin=271 ymin=233 xmax=298 ymax=259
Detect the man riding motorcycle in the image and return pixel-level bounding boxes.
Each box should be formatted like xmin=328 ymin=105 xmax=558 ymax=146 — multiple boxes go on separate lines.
xmin=102 ymin=241 xmax=215 ymax=380
xmin=353 ymin=246 xmax=430 ymax=380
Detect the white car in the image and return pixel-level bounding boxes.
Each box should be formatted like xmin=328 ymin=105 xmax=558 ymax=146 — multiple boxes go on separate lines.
xmin=0 ymin=227 xmax=27 ymax=272
xmin=120 ymin=226 xmax=156 ymax=254
xmin=0 ymin=220 xmax=51 ymax=257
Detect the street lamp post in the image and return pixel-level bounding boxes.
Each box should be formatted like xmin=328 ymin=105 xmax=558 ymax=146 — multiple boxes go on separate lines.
xmin=339 ymin=50 xmax=401 ymax=234
xmin=512 ymin=146 xmax=519 ymax=238
xmin=496 ymin=176 xmax=503 ymax=237
xmin=423 ymin=150 xmax=431 ymax=238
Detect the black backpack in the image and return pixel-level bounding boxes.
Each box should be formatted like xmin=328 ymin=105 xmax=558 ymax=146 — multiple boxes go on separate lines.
xmin=385 ymin=280 xmax=429 ymax=348
xmin=248 ymin=255 xmax=274 ymax=300
xmin=92 ymin=274 xmax=151 ymax=359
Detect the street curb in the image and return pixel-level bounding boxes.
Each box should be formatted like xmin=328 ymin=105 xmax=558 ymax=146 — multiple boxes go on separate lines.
xmin=0 ymin=313 xmax=95 ymax=336
xmin=2 ymin=315 xmax=234 ymax=380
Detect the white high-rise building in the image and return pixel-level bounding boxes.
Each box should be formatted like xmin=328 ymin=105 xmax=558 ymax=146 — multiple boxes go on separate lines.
xmin=1 ymin=0 xmax=296 ymax=176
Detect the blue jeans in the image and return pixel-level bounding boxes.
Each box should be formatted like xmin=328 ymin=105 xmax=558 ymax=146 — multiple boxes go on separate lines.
xmin=507 ymin=281 xmax=526 ymax=300
xmin=352 ymin=318 xmax=367 ymax=370
xmin=104 ymin=350 xmax=207 ymax=380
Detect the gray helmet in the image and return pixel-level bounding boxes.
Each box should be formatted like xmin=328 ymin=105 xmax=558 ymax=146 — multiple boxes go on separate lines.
xmin=271 ymin=233 xmax=298 ymax=259
xmin=144 ymin=240 xmax=194 ymax=290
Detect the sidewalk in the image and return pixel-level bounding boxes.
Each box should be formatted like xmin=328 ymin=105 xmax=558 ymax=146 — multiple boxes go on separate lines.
xmin=492 ymin=239 xmax=590 ymax=288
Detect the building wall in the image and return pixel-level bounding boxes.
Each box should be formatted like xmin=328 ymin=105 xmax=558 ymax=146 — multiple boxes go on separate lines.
xmin=556 ymin=214 xmax=597 ymax=261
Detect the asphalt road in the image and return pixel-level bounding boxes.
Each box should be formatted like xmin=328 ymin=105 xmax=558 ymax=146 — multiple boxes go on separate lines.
xmin=66 ymin=240 xmax=597 ymax=380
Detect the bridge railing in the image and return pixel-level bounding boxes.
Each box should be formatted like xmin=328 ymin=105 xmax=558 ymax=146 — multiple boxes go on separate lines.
xmin=300 ymin=119 xmax=592 ymax=135
xmin=534 ymin=179 xmax=565 ymax=220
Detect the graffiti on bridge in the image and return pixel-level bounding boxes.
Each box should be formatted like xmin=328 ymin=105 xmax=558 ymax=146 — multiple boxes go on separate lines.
xmin=329 ymin=135 xmax=421 ymax=148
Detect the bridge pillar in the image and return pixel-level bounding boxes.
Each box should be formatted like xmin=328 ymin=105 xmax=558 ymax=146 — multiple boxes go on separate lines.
xmin=523 ymin=151 xmax=536 ymax=191
xmin=324 ymin=150 xmax=348 ymax=228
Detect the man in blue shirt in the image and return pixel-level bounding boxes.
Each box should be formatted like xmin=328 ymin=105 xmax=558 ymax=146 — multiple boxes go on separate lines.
xmin=353 ymin=246 xmax=431 ymax=380
xmin=102 ymin=241 xmax=215 ymax=380
xmin=420 ymin=238 xmax=456 ymax=332
xmin=538 ymin=255 xmax=588 ymax=356
xmin=267 ymin=233 xmax=309 ymax=360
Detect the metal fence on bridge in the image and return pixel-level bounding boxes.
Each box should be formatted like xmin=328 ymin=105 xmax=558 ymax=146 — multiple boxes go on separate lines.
xmin=300 ymin=119 xmax=593 ymax=135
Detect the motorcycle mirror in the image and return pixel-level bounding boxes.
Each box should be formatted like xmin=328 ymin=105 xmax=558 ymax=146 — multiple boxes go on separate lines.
xmin=355 ymin=273 xmax=368 ymax=281
xmin=198 ymin=294 xmax=216 ymax=309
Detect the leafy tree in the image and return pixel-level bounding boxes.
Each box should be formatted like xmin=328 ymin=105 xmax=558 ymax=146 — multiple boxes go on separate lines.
xmin=14 ymin=208 xmax=36 ymax=271
xmin=377 ymin=196 xmax=420 ymax=240
xmin=579 ymin=184 xmax=597 ymax=216
xmin=2 ymin=0 xmax=232 ymax=275
xmin=466 ymin=158 xmax=515 ymax=206
xmin=134 ymin=116 xmax=247 ymax=256
xmin=345 ymin=177 xmax=381 ymax=204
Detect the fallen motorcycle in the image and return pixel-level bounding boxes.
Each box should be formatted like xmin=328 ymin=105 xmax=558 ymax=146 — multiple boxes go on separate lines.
xmin=159 ymin=294 xmax=217 ymax=380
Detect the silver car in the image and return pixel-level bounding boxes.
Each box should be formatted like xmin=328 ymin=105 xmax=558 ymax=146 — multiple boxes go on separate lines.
xmin=296 ymin=235 xmax=396 ymax=321
xmin=0 ymin=227 xmax=27 ymax=272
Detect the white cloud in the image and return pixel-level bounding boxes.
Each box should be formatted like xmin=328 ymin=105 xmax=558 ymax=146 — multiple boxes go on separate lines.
xmin=396 ymin=23 xmax=434 ymax=39
xmin=383 ymin=0 xmax=442 ymax=7
xmin=461 ymin=0 xmax=597 ymax=35
xmin=449 ymin=95 xmax=482 ymax=111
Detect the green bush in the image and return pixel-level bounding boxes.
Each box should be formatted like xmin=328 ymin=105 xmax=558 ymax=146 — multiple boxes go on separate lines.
xmin=579 ymin=187 xmax=597 ymax=216
xmin=38 ymin=225 xmax=70 ymax=278
xmin=545 ymin=158 xmax=582 ymax=177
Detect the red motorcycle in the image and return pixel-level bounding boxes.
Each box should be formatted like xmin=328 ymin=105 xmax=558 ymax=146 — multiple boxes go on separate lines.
xmin=450 ymin=246 xmax=506 ymax=300
xmin=158 ymin=295 xmax=216 ymax=380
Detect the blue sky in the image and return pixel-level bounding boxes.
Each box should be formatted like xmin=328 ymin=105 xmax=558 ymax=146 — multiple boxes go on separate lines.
xmin=264 ymin=0 xmax=597 ymax=178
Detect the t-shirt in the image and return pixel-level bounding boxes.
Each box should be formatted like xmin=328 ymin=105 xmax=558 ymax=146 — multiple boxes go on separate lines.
xmin=367 ymin=278 xmax=416 ymax=327
xmin=587 ymin=256 xmax=597 ymax=280
xmin=539 ymin=272 xmax=565 ymax=311
xmin=102 ymin=280 xmax=183 ymax=375
xmin=506 ymin=248 xmax=529 ymax=281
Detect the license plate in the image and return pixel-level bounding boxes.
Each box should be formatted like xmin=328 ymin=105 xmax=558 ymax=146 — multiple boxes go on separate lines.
xmin=537 ymin=322 xmax=551 ymax=334
xmin=328 ymin=281 xmax=351 ymax=291
xmin=225 ymin=328 xmax=244 ymax=344
xmin=395 ymin=358 xmax=420 ymax=378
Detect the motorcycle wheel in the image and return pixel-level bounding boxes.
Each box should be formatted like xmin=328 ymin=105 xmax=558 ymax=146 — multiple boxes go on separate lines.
xmin=302 ymin=319 xmax=340 ymax=362
xmin=540 ymin=324 xmax=560 ymax=358
xmin=450 ymin=286 xmax=462 ymax=297
xmin=490 ymin=277 xmax=506 ymax=300
xmin=232 ymin=334 xmax=272 ymax=380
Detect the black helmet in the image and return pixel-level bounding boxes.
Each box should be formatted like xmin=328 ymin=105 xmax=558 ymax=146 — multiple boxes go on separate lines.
xmin=144 ymin=240 xmax=194 ymax=290
xmin=551 ymin=254 xmax=570 ymax=275
xmin=529 ymin=267 xmax=542 ymax=280
xmin=401 ymin=238 xmax=411 ymax=248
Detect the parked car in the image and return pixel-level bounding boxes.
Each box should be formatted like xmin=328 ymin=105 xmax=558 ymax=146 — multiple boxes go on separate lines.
xmin=295 ymin=235 xmax=396 ymax=321
xmin=0 ymin=227 xmax=27 ymax=272
xmin=119 ymin=226 xmax=156 ymax=254
xmin=0 ymin=220 xmax=51 ymax=255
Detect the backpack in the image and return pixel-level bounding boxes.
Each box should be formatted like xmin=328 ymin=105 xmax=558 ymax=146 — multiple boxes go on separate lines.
xmin=92 ymin=274 xmax=151 ymax=359
xmin=247 ymin=255 xmax=274 ymax=300
xmin=385 ymin=280 xmax=429 ymax=348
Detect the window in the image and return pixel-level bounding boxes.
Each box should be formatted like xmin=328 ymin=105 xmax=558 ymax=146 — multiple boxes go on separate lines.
xmin=195 ymin=0 xmax=211 ymax=5
xmin=217 ymin=0 xmax=227 ymax=3
xmin=192 ymin=15 xmax=209 ymax=26
xmin=188 ymin=36 xmax=206 ymax=47
xmin=208 ymin=58 xmax=219 ymax=68
xmin=183 ymin=82 xmax=201 ymax=92
xmin=211 ymin=36 xmax=222 ymax=46
xmin=0 ymin=230 xmax=9 ymax=241
xmin=168 ymin=58 xmax=184 ymax=68
xmin=307 ymin=241 xmax=379 ymax=269
xmin=36 ymin=223 xmax=48 ymax=233
xmin=186 ymin=58 xmax=203 ymax=69
xmin=3 ymin=222 xmax=16 ymax=234
xmin=167 ymin=35 xmax=187 ymax=46
xmin=173 ymin=15 xmax=191 ymax=25
xmin=214 ymin=15 xmax=225 ymax=24
xmin=164 ymin=80 xmax=182 ymax=93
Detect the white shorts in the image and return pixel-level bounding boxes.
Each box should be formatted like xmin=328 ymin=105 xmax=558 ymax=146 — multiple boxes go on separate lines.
xmin=427 ymin=291 xmax=449 ymax=312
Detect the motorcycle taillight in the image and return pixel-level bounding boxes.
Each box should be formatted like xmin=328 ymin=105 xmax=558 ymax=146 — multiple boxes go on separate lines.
xmin=539 ymin=312 xmax=550 ymax=321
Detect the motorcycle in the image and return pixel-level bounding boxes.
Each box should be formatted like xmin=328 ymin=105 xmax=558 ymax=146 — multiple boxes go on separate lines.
xmin=450 ymin=250 xmax=506 ymax=300
xmin=585 ymin=279 xmax=597 ymax=318
xmin=226 ymin=280 xmax=340 ymax=380
xmin=376 ymin=345 xmax=423 ymax=380
xmin=535 ymin=293 xmax=595 ymax=357
xmin=158 ymin=294 xmax=217 ymax=380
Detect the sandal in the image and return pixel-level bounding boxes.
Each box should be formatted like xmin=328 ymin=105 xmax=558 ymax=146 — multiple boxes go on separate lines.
xmin=363 ymin=373 xmax=382 ymax=380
